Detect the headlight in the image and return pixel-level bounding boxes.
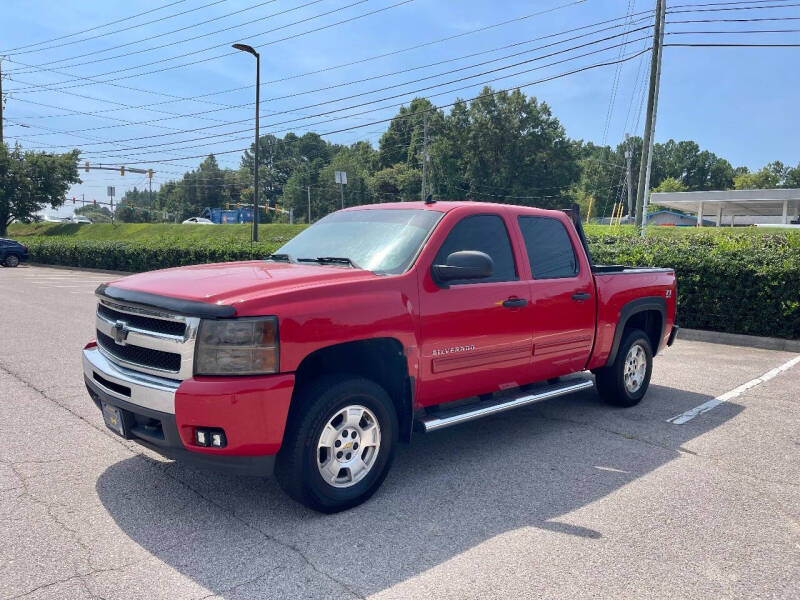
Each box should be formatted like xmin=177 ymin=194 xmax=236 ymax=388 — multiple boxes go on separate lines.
xmin=195 ymin=317 xmax=279 ymax=376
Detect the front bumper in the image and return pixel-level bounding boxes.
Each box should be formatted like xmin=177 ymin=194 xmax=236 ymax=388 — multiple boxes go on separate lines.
xmin=83 ymin=347 xmax=294 ymax=476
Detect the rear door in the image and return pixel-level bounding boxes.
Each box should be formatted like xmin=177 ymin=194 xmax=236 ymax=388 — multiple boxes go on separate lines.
xmin=417 ymin=212 xmax=533 ymax=405
xmin=517 ymin=215 xmax=596 ymax=380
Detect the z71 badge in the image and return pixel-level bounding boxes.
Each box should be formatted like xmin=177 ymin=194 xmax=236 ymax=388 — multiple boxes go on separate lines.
xmin=432 ymin=345 xmax=476 ymax=357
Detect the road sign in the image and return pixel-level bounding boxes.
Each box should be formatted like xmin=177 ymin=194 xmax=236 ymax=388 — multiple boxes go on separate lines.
xmin=107 ymin=186 xmax=115 ymax=197
xmin=334 ymin=171 xmax=347 ymax=185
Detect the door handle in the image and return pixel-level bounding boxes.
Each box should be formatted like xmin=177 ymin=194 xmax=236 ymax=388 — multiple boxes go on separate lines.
xmin=502 ymin=298 xmax=528 ymax=308
xmin=571 ymin=292 xmax=591 ymax=301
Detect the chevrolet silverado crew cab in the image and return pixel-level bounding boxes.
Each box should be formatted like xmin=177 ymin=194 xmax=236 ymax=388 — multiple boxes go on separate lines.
xmin=83 ymin=201 xmax=677 ymax=512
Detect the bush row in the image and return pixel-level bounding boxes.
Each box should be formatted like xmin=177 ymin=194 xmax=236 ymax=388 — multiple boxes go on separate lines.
xmin=587 ymin=232 xmax=800 ymax=339
xmin=21 ymin=232 xmax=800 ymax=339
xmin=24 ymin=238 xmax=283 ymax=273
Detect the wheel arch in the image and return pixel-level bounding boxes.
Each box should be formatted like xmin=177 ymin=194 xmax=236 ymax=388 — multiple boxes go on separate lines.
xmin=604 ymin=297 xmax=666 ymax=367
xmin=288 ymin=337 xmax=414 ymax=443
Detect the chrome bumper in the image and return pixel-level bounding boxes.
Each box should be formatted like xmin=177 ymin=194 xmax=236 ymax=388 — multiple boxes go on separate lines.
xmin=82 ymin=347 xmax=180 ymax=414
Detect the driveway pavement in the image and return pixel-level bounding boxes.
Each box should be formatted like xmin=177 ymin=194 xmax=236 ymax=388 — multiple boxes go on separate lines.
xmin=1 ymin=265 xmax=798 ymax=599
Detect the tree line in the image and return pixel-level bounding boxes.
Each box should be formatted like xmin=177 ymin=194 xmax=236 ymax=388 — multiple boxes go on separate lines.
xmin=3 ymin=86 xmax=800 ymax=233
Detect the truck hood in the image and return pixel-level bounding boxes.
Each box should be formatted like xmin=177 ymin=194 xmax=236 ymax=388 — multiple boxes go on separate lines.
xmin=107 ymin=261 xmax=378 ymax=310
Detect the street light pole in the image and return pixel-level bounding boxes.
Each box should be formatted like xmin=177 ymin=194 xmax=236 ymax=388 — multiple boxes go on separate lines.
xmin=233 ymin=43 xmax=260 ymax=243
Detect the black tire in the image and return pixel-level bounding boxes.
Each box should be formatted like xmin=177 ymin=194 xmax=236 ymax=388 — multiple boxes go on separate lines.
xmin=275 ymin=375 xmax=398 ymax=513
xmin=594 ymin=328 xmax=653 ymax=407
xmin=4 ymin=254 xmax=20 ymax=268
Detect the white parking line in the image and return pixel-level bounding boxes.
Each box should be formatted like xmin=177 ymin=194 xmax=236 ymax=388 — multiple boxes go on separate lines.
xmin=667 ymin=355 xmax=800 ymax=425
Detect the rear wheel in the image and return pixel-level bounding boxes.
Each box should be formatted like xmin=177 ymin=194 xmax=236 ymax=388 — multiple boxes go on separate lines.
xmin=4 ymin=254 xmax=20 ymax=268
xmin=595 ymin=328 xmax=653 ymax=407
xmin=275 ymin=375 xmax=398 ymax=513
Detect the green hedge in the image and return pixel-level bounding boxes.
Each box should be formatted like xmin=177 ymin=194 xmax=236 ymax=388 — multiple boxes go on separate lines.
xmin=587 ymin=230 xmax=800 ymax=339
xmin=24 ymin=238 xmax=283 ymax=273
xmin=21 ymin=228 xmax=800 ymax=339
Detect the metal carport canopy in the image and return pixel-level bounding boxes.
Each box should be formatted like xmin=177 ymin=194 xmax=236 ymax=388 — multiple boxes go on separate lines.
xmin=650 ymin=189 xmax=800 ymax=224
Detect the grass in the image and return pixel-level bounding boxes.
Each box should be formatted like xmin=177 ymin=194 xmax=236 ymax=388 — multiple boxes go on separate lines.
xmin=8 ymin=222 xmax=307 ymax=243
xmin=584 ymin=224 xmax=800 ymax=248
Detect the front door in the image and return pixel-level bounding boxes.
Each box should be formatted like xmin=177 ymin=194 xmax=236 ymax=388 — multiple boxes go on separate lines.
xmin=418 ymin=213 xmax=533 ymax=406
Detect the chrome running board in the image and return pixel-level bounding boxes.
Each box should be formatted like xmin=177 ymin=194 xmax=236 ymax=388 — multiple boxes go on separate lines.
xmin=416 ymin=376 xmax=595 ymax=433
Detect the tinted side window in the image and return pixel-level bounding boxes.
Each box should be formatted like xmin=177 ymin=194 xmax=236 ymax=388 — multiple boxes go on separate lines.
xmin=434 ymin=214 xmax=516 ymax=284
xmin=518 ymin=216 xmax=578 ymax=279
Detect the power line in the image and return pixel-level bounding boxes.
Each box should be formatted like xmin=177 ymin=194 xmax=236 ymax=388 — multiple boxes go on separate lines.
xmin=668 ymin=2 xmax=800 ymax=13
xmin=72 ymin=34 xmax=656 ymax=161
xmin=91 ymin=47 xmax=653 ymax=165
xmin=7 ymin=0 xmax=413 ymax=92
xmin=600 ymin=0 xmax=635 ymax=144
xmin=1 ymin=0 xmax=230 ymax=56
xmin=0 ymin=0 xmax=592 ymax=123
xmin=664 ymin=41 xmax=800 ymax=44
xmin=7 ymin=6 xmax=644 ymax=125
xmin=0 ymin=0 xmax=189 ymax=53
xmin=7 ymin=0 xmax=325 ymax=73
xmin=19 ymin=23 xmax=655 ymax=147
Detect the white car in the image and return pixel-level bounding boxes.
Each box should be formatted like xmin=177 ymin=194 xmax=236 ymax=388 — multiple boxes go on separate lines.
xmin=43 ymin=215 xmax=71 ymax=223
xmin=71 ymin=215 xmax=92 ymax=224
xmin=182 ymin=217 xmax=215 ymax=225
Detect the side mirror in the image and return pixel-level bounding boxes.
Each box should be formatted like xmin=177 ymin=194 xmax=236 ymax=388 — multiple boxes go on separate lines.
xmin=432 ymin=250 xmax=494 ymax=283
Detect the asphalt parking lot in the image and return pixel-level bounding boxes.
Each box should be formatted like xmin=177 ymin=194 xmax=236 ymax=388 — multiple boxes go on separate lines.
xmin=1 ymin=264 xmax=799 ymax=599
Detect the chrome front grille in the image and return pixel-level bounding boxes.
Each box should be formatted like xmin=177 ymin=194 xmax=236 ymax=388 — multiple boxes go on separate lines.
xmin=97 ymin=303 xmax=186 ymax=337
xmin=95 ymin=298 xmax=199 ymax=380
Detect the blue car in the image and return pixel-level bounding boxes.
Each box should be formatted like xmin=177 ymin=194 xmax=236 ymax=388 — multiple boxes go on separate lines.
xmin=0 ymin=238 xmax=29 ymax=267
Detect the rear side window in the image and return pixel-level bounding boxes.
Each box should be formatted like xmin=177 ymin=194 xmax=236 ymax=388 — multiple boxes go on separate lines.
xmin=518 ymin=216 xmax=579 ymax=279
xmin=434 ymin=214 xmax=517 ymax=283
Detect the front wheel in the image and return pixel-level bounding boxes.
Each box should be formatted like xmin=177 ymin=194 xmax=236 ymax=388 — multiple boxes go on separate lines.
xmin=275 ymin=375 xmax=398 ymax=513
xmin=594 ymin=328 xmax=653 ymax=407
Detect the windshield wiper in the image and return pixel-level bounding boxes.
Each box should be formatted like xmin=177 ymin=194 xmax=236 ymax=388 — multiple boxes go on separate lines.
xmin=296 ymin=256 xmax=360 ymax=268
xmin=266 ymin=253 xmax=292 ymax=262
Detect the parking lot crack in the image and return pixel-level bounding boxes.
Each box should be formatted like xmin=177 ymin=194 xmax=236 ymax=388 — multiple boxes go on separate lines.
xmin=0 ymin=362 xmax=135 ymax=453
xmin=139 ymin=457 xmax=364 ymax=599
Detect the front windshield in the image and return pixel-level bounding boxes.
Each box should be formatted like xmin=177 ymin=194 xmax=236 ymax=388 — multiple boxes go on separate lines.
xmin=276 ymin=209 xmax=443 ymax=274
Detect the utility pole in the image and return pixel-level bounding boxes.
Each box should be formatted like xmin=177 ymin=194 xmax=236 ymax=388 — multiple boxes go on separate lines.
xmin=420 ymin=111 xmax=429 ymax=201
xmin=307 ymin=185 xmax=311 ymax=223
xmin=625 ymin=133 xmax=634 ymax=218
xmin=0 ymin=58 xmax=4 ymax=145
xmin=634 ymin=0 xmax=666 ymax=228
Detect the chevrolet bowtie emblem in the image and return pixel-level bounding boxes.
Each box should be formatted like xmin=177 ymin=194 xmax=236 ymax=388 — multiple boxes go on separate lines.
xmin=113 ymin=320 xmax=130 ymax=345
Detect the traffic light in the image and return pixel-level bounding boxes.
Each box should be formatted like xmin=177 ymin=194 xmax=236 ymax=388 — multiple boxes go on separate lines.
xmin=93 ymin=199 xmax=97 ymax=205
xmin=147 ymin=169 xmax=153 ymax=180
xmin=120 ymin=166 xmax=125 ymax=176
xmin=85 ymin=162 xmax=89 ymax=173
xmin=72 ymin=197 xmax=76 ymax=204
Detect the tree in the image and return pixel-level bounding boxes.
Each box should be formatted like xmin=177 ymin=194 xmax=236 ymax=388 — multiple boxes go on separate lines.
xmin=652 ymin=176 xmax=688 ymax=193
xmin=784 ymin=162 xmax=800 ymax=188
xmin=734 ymin=167 xmax=780 ymax=190
xmin=429 ymin=87 xmax=579 ymax=207
xmin=0 ymin=143 xmax=80 ymax=236
xmin=372 ymin=163 xmax=421 ymax=202
xmin=378 ymin=97 xmax=443 ymax=170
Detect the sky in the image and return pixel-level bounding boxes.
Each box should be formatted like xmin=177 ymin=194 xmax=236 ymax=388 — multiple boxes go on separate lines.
xmin=1 ymin=0 xmax=799 ymax=217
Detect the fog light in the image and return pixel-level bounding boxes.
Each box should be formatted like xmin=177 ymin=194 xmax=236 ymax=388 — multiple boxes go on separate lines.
xmin=195 ymin=429 xmax=209 ymax=447
xmin=194 ymin=427 xmax=226 ymax=448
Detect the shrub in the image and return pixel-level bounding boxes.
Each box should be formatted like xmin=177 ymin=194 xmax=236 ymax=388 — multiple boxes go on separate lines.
xmin=21 ymin=227 xmax=800 ymax=339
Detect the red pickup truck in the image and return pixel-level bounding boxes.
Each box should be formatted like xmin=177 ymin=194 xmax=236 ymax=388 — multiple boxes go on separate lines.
xmin=83 ymin=201 xmax=677 ymax=512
